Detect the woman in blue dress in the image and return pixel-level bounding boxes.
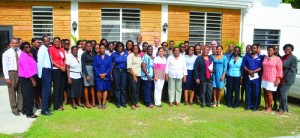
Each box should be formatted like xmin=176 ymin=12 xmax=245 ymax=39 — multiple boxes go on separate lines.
xmin=93 ymin=44 xmax=112 ymax=109
xmin=212 ymin=45 xmax=227 ymax=107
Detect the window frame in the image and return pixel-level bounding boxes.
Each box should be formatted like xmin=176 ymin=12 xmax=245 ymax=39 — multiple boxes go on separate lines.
xmin=253 ymin=29 xmax=281 ymax=49
xmin=32 ymin=6 xmax=54 ymax=39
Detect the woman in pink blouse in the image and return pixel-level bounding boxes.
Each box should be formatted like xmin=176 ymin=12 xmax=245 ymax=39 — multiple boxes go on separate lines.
xmin=18 ymin=42 xmax=38 ymax=118
xmin=261 ymin=46 xmax=283 ymax=113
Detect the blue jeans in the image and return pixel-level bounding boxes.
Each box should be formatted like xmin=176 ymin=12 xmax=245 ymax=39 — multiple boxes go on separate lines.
xmin=245 ymin=79 xmax=260 ymax=109
xmin=113 ymin=69 xmax=127 ymax=106
xmin=226 ymin=76 xmax=240 ymax=108
xmin=142 ymin=80 xmax=153 ymax=107
xmin=41 ymin=68 xmax=52 ymax=113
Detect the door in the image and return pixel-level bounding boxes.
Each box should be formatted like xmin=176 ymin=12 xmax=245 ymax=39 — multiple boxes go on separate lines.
xmin=0 ymin=26 xmax=13 ymax=76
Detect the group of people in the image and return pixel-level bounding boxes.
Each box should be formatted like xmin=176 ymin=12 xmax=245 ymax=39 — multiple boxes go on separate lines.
xmin=2 ymin=35 xmax=298 ymax=118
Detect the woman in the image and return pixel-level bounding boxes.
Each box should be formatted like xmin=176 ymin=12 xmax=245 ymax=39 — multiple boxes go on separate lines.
xmin=212 ymin=46 xmax=227 ymax=107
xmin=94 ymin=44 xmax=100 ymax=55
xmin=105 ymin=42 xmax=115 ymax=56
xmin=127 ymin=45 xmax=142 ymax=110
xmin=166 ymin=47 xmax=187 ymax=106
xmin=194 ymin=46 xmax=214 ymax=108
xmin=161 ymin=42 xmax=169 ymax=58
xmin=100 ymin=38 xmax=108 ymax=47
xmin=141 ymin=46 xmax=155 ymax=108
xmin=18 ymin=42 xmax=38 ymax=118
xmin=94 ymin=44 xmax=112 ymax=109
xmin=91 ymin=40 xmax=97 ymax=48
xmin=49 ymin=37 xmax=66 ymax=111
xmin=112 ymin=42 xmax=128 ymax=108
xmin=66 ymin=46 xmax=84 ymax=109
xmin=153 ymin=47 xmax=167 ymax=107
xmin=212 ymin=46 xmax=217 ymax=55
xmin=125 ymin=40 xmax=134 ymax=55
xmin=30 ymin=38 xmax=41 ymax=109
xmin=194 ymin=44 xmax=202 ymax=56
xmin=278 ymin=44 xmax=298 ymax=114
xmin=140 ymin=42 xmax=148 ymax=57
xmin=226 ymin=47 xmax=243 ymax=108
xmin=81 ymin=41 xmax=96 ymax=108
xmin=183 ymin=46 xmax=197 ymax=105
xmin=261 ymin=46 xmax=283 ymax=113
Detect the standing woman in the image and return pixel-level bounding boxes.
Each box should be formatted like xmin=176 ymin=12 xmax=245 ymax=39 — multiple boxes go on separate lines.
xmin=94 ymin=44 xmax=112 ymax=109
xmin=140 ymin=42 xmax=148 ymax=57
xmin=93 ymin=44 xmax=100 ymax=55
xmin=100 ymin=38 xmax=108 ymax=47
xmin=261 ymin=46 xmax=283 ymax=113
xmin=183 ymin=46 xmax=197 ymax=105
xmin=194 ymin=46 xmax=214 ymax=108
xmin=111 ymin=42 xmax=128 ymax=108
xmin=49 ymin=37 xmax=66 ymax=111
xmin=226 ymin=47 xmax=243 ymax=108
xmin=153 ymin=47 xmax=167 ymax=107
xmin=66 ymin=46 xmax=84 ymax=109
xmin=81 ymin=41 xmax=96 ymax=108
xmin=127 ymin=45 xmax=142 ymax=110
xmin=212 ymin=46 xmax=227 ymax=107
xmin=141 ymin=45 xmax=155 ymax=108
xmin=212 ymin=46 xmax=217 ymax=55
xmin=194 ymin=44 xmax=202 ymax=56
xmin=278 ymin=44 xmax=298 ymax=114
xmin=125 ymin=40 xmax=134 ymax=55
xmin=18 ymin=42 xmax=38 ymax=118
xmin=161 ymin=42 xmax=169 ymax=58
xmin=166 ymin=47 xmax=187 ymax=106
xmin=105 ymin=42 xmax=115 ymax=56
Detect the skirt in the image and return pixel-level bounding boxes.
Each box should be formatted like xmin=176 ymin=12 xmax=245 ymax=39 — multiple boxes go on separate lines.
xmin=183 ymin=70 xmax=195 ymax=90
xmin=70 ymin=78 xmax=83 ymax=98
xmin=95 ymin=79 xmax=111 ymax=91
xmin=261 ymin=80 xmax=278 ymax=91
xmin=83 ymin=65 xmax=94 ymax=86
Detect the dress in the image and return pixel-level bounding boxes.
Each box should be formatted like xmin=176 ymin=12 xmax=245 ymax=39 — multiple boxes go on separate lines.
xmin=93 ymin=54 xmax=112 ymax=91
xmin=261 ymin=56 xmax=283 ymax=91
xmin=212 ymin=55 xmax=228 ymax=88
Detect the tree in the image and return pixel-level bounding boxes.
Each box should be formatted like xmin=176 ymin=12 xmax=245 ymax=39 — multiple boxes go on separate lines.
xmin=282 ymin=0 xmax=300 ymax=9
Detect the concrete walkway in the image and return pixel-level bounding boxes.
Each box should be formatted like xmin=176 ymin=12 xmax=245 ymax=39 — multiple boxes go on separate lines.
xmin=0 ymin=86 xmax=40 ymax=134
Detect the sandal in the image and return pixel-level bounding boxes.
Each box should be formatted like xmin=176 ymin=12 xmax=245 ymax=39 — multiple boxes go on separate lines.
xmin=184 ymin=101 xmax=188 ymax=106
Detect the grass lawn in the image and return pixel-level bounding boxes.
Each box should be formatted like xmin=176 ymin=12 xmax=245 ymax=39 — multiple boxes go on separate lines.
xmin=1 ymin=99 xmax=300 ymax=138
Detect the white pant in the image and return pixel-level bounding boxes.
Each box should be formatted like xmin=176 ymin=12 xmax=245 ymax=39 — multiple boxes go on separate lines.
xmin=154 ymin=79 xmax=165 ymax=105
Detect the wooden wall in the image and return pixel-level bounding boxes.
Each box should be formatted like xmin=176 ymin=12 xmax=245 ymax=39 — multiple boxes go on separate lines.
xmin=78 ymin=3 xmax=161 ymax=45
xmin=168 ymin=6 xmax=241 ymax=46
xmin=0 ymin=1 xmax=70 ymax=42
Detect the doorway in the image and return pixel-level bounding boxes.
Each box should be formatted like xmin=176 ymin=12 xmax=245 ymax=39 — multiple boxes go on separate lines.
xmin=0 ymin=26 xmax=13 ymax=80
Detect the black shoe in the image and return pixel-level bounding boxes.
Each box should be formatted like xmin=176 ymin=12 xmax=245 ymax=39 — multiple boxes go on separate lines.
xmin=41 ymin=111 xmax=52 ymax=116
xmin=13 ymin=112 xmax=20 ymax=116
xmin=208 ymin=105 xmax=213 ymax=108
xmin=27 ymin=115 xmax=38 ymax=118
xmin=272 ymin=104 xmax=278 ymax=111
xmin=245 ymin=107 xmax=251 ymax=111
xmin=48 ymin=109 xmax=54 ymax=113
xmin=122 ymin=105 xmax=127 ymax=108
xmin=116 ymin=105 xmax=121 ymax=108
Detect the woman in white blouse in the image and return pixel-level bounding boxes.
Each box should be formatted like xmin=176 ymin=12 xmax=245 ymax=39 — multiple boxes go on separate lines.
xmin=66 ymin=46 xmax=84 ymax=109
xmin=165 ymin=47 xmax=187 ymax=106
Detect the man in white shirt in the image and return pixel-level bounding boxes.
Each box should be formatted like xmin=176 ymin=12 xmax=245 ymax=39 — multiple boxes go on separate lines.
xmin=37 ymin=36 xmax=53 ymax=116
xmin=209 ymin=40 xmax=218 ymax=55
xmin=136 ymin=35 xmax=143 ymax=50
xmin=152 ymin=38 xmax=161 ymax=57
xmin=2 ymin=38 xmax=22 ymax=116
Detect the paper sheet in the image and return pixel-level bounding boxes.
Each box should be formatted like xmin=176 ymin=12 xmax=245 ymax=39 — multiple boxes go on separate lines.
xmin=208 ymin=62 xmax=213 ymax=71
xmin=249 ymin=73 xmax=259 ymax=80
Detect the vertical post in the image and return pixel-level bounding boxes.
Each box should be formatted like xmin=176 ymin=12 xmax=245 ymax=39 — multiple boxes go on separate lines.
xmin=71 ymin=1 xmax=79 ymax=46
xmin=161 ymin=4 xmax=168 ymax=42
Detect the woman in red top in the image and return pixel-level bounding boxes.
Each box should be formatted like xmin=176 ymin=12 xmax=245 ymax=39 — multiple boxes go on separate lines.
xmin=49 ymin=37 xmax=66 ymax=111
xmin=261 ymin=45 xmax=283 ymax=113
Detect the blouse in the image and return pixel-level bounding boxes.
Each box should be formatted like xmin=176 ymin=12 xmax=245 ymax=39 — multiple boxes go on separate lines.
xmin=48 ymin=46 xmax=65 ymax=69
xmin=226 ymin=56 xmax=243 ymax=77
xmin=166 ymin=55 xmax=188 ymax=79
xmin=204 ymin=59 xmax=211 ymax=79
xmin=111 ymin=52 xmax=128 ymax=69
xmin=262 ymin=56 xmax=283 ymax=83
xmin=154 ymin=56 xmax=167 ymax=80
xmin=81 ymin=51 xmax=96 ymax=76
xmin=18 ymin=51 xmax=38 ymax=78
xmin=141 ymin=54 xmax=154 ymax=80
xmin=184 ymin=54 xmax=197 ymax=70
xmin=127 ymin=53 xmax=142 ymax=76
xmin=93 ymin=54 xmax=112 ymax=81
xmin=66 ymin=54 xmax=82 ymax=79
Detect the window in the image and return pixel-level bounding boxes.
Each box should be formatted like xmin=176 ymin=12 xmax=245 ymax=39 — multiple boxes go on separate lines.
xmin=101 ymin=9 xmax=140 ymax=43
xmin=189 ymin=11 xmax=222 ymax=45
xmin=32 ymin=6 xmax=54 ymax=39
xmin=253 ymin=29 xmax=280 ymax=49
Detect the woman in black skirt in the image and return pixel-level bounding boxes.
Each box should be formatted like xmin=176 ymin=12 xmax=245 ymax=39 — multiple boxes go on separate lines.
xmin=66 ymin=46 xmax=84 ymax=109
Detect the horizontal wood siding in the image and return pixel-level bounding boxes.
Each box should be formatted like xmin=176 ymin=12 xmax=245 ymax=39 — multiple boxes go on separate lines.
xmin=78 ymin=3 xmax=161 ymax=44
xmin=0 ymin=1 xmax=70 ymax=42
xmin=168 ymin=6 xmax=241 ymax=46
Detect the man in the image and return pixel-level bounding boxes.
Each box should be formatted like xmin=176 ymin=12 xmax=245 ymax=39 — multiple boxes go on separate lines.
xmin=136 ymin=35 xmax=143 ymax=50
xmin=37 ymin=36 xmax=53 ymax=116
xmin=242 ymin=44 xmax=263 ymax=111
xmin=184 ymin=41 xmax=189 ymax=51
xmin=224 ymin=43 xmax=234 ymax=59
xmin=209 ymin=40 xmax=218 ymax=55
xmin=2 ymin=38 xmax=22 ymax=116
xmin=179 ymin=43 xmax=186 ymax=56
xmin=168 ymin=40 xmax=175 ymax=55
xmin=78 ymin=40 xmax=86 ymax=57
xmin=63 ymin=39 xmax=71 ymax=104
xmin=152 ymin=38 xmax=161 ymax=57
xmin=240 ymin=44 xmax=252 ymax=103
